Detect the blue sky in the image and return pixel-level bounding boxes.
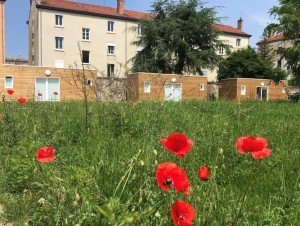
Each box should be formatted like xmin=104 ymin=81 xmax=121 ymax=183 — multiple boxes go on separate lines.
xmin=5 ymin=0 xmax=278 ymax=58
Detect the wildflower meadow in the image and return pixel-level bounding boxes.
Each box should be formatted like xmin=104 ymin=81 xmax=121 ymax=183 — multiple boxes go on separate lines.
xmin=0 ymin=98 xmax=300 ymax=225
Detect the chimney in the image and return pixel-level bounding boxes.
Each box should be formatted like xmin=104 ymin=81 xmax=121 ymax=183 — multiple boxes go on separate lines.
xmin=0 ymin=0 xmax=5 ymax=64
xmin=237 ymin=18 xmax=243 ymax=31
xmin=117 ymin=0 xmax=124 ymax=15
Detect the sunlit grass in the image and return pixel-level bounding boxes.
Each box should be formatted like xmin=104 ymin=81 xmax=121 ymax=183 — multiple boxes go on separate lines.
xmin=0 ymin=100 xmax=299 ymax=225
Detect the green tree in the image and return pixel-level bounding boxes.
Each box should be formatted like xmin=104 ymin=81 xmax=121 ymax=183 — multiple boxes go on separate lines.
xmin=131 ymin=0 xmax=228 ymax=75
xmin=268 ymin=0 xmax=300 ymax=77
xmin=218 ymin=47 xmax=288 ymax=83
xmin=257 ymin=30 xmax=275 ymax=61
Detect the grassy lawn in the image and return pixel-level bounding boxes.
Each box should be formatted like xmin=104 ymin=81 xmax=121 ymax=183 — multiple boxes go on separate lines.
xmin=0 ymin=100 xmax=299 ymax=225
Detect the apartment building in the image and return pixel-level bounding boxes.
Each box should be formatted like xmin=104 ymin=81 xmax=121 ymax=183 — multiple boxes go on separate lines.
xmin=206 ymin=19 xmax=251 ymax=82
xmin=265 ymin=33 xmax=293 ymax=69
xmin=0 ymin=0 xmax=5 ymax=64
xmin=28 ymin=0 xmax=251 ymax=81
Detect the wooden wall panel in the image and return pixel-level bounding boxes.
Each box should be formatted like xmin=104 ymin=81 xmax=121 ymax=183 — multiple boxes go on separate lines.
xmin=127 ymin=73 xmax=207 ymax=102
xmin=220 ymin=78 xmax=288 ymax=101
xmin=0 ymin=65 xmax=97 ymax=101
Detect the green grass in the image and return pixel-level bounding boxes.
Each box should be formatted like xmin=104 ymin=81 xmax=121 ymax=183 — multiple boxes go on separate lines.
xmin=0 ymin=100 xmax=299 ymax=225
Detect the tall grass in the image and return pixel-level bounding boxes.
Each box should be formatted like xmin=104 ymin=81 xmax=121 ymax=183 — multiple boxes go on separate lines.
xmin=0 ymin=100 xmax=299 ymax=225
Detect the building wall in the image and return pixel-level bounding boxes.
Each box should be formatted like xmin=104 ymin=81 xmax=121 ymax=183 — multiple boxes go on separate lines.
xmin=0 ymin=1 xmax=5 ymax=64
xmin=268 ymin=39 xmax=293 ymax=78
xmin=127 ymin=73 xmax=207 ymax=102
xmin=220 ymin=78 xmax=288 ymax=101
xmin=28 ymin=0 xmax=40 ymax=66
xmin=0 ymin=65 xmax=97 ymax=101
xmin=204 ymin=34 xmax=250 ymax=82
xmin=29 ymin=5 xmax=140 ymax=77
xmin=28 ymin=1 xmax=252 ymax=82
xmin=219 ymin=79 xmax=238 ymax=100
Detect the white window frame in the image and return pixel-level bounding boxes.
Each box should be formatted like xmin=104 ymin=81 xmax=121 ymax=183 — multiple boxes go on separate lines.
xmin=236 ymin=38 xmax=241 ymax=47
xmin=55 ymin=14 xmax=63 ymax=27
xmin=200 ymin=84 xmax=204 ymax=91
xmin=35 ymin=77 xmax=60 ymax=101
xmin=82 ymin=28 xmax=90 ymax=41
xmin=107 ymin=43 xmax=115 ymax=55
xmin=219 ymin=46 xmax=224 ymax=55
xmin=87 ymin=79 xmax=93 ymax=87
xmin=82 ymin=50 xmax=90 ymax=64
xmin=108 ymin=21 xmax=115 ymax=33
xmin=107 ymin=64 xmax=115 ymax=77
xmin=55 ymin=36 xmax=64 ymax=50
xmin=5 ymin=76 xmax=14 ymax=89
xmin=137 ymin=24 xmax=143 ymax=36
xmin=241 ymin=85 xmax=246 ymax=95
xmin=144 ymin=81 xmax=151 ymax=93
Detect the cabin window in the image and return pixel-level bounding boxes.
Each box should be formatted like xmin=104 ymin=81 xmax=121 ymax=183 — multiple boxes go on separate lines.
xmin=200 ymin=84 xmax=204 ymax=91
xmin=144 ymin=81 xmax=151 ymax=93
xmin=241 ymin=85 xmax=246 ymax=95
xmin=5 ymin=76 xmax=13 ymax=89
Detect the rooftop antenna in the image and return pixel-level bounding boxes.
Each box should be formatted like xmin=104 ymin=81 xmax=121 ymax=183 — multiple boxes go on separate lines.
xmin=240 ymin=11 xmax=243 ymax=19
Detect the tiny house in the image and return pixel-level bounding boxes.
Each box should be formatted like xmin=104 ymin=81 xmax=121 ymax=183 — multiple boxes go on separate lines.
xmin=219 ymin=78 xmax=288 ymax=101
xmin=0 ymin=65 xmax=97 ymax=101
xmin=127 ymin=72 xmax=207 ymax=102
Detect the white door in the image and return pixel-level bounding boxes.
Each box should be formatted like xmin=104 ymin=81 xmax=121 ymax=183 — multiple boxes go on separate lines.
xmin=165 ymin=83 xmax=182 ymax=101
xmin=35 ymin=77 xmax=60 ymax=101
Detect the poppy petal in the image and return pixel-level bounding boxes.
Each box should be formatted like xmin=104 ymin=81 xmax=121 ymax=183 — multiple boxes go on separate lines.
xmin=161 ymin=133 xmax=194 ymax=157
xmin=36 ymin=156 xmax=57 ymax=162
xmin=171 ymin=200 xmax=196 ymax=226
xmin=251 ymin=148 xmax=272 ymax=159
xmin=36 ymin=146 xmax=56 ymax=163
xmin=235 ymin=137 xmax=246 ymax=149
xmin=156 ymin=162 xmax=190 ymax=195
xmin=198 ymin=166 xmax=210 ymax=181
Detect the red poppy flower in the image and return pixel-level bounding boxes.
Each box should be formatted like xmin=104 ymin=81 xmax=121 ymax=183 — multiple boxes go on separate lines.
xmin=161 ymin=133 xmax=194 ymax=158
xmin=38 ymin=93 xmax=42 ymax=96
xmin=17 ymin=97 xmax=27 ymax=104
xmin=53 ymin=91 xmax=58 ymax=95
xmin=171 ymin=200 xmax=196 ymax=226
xmin=198 ymin=166 xmax=210 ymax=181
xmin=36 ymin=146 xmax=56 ymax=162
xmin=7 ymin=90 xmax=14 ymax=95
xmin=235 ymin=136 xmax=272 ymax=159
xmin=156 ymin=162 xmax=190 ymax=195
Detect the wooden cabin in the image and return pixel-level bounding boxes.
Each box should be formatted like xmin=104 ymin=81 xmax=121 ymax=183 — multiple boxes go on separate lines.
xmin=219 ymin=78 xmax=288 ymax=101
xmin=0 ymin=65 xmax=97 ymax=102
xmin=127 ymin=72 xmax=207 ymax=102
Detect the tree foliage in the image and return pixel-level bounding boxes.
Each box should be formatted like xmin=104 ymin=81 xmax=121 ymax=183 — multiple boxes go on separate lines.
xmin=131 ymin=0 xmax=228 ymax=75
xmin=218 ymin=47 xmax=288 ymax=83
xmin=257 ymin=30 xmax=275 ymax=61
xmin=268 ymin=0 xmax=300 ymax=77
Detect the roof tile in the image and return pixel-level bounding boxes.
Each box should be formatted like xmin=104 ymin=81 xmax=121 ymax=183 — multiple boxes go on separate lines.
xmin=38 ymin=0 xmax=251 ymax=37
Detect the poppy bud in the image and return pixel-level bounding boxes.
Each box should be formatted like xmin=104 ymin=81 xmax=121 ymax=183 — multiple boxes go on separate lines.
xmin=198 ymin=166 xmax=210 ymax=181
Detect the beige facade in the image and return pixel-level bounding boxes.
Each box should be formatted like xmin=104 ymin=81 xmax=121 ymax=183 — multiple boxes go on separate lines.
xmin=268 ymin=34 xmax=292 ymax=74
xmin=28 ymin=0 xmax=146 ymax=78
xmin=28 ymin=0 xmax=251 ymax=82
xmin=0 ymin=0 xmax=5 ymax=64
xmin=204 ymin=33 xmax=250 ymax=82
